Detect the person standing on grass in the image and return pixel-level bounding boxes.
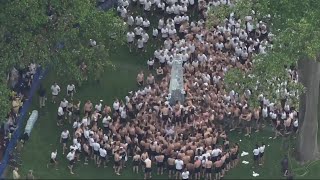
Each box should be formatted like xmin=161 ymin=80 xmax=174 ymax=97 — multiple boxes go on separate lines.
xmin=57 ymin=106 xmax=64 ymax=126
xmin=92 ymin=140 xmax=100 ymax=164
xmin=83 ymin=142 xmax=90 ymax=165
xmin=66 ymin=83 xmax=76 ymax=100
xmin=155 ymin=153 xmax=164 ymax=175
xmin=175 ymin=156 xmax=184 ymax=179
xmin=98 ymin=147 xmax=107 ymax=168
xmin=136 ymin=71 xmax=145 ymax=87
xmin=253 ymin=144 xmax=260 ymax=168
xmin=60 ymin=98 xmax=69 ymax=120
xmin=12 ymin=167 xmax=20 ymax=179
xmin=66 ymin=149 xmax=76 ymax=175
xmin=38 ymin=84 xmax=46 ymax=109
xmin=26 ymin=170 xmax=35 ymax=180
xmin=182 ymin=167 xmax=190 ymax=180
xmin=144 ymin=156 xmax=152 ymax=179
xmin=133 ymin=152 xmax=141 ymax=174
xmin=47 ymin=149 xmax=58 ymax=170
xmin=127 ymin=31 xmax=135 ymax=52
xmin=50 ymin=82 xmax=60 ymax=104
xmin=259 ymin=143 xmax=266 ymax=165
xmin=114 ymin=150 xmax=122 ymax=175
xmin=60 ymin=129 xmax=70 ymax=155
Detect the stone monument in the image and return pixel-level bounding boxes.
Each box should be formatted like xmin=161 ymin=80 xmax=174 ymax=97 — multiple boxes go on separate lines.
xmin=168 ymin=57 xmax=185 ymax=105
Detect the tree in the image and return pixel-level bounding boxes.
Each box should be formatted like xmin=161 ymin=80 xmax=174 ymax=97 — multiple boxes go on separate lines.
xmin=207 ymin=0 xmax=320 ymax=163
xmin=0 ymin=0 xmax=126 ymax=121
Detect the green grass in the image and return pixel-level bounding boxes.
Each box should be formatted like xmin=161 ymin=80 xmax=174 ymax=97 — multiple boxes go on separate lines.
xmin=5 ymin=5 xmax=320 ymax=180
xmin=5 ymin=44 xmax=305 ymax=180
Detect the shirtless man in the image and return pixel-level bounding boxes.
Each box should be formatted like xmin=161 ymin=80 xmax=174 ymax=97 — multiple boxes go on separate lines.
xmin=161 ymin=104 xmax=170 ymax=125
xmin=137 ymin=71 xmax=145 ymax=86
xmin=155 ymin=153 xmax=165 ymax=175
xmin=194 ymin=157 xmax=201 ymax=180
xmin=205 ymin=158 xmax=213 ymax=180
xmin=214 ymin=157 xmax=223 ymax=180
xmin=133 ymin=152 xmax=141 ymax=174
xmin=167 ymin=156 xmax=176 ymax=179
xmin=114 ymin=150 xmax=121 ymax=175
xmin=83 ymin=143 xmax=90 ymax=165
xmin=144 ymin=156 xmax=152 ymax=179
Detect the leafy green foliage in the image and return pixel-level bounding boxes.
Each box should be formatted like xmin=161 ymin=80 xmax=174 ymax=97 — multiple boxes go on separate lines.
xmin=0 ymin=0 xmax=127 ymax=121
xmin=208 ymin=0 xmax=319 ymax=109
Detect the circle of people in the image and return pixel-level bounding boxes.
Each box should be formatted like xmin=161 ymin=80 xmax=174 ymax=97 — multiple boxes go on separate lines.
xmin=46 ymin=0 xmax=299 ymax=179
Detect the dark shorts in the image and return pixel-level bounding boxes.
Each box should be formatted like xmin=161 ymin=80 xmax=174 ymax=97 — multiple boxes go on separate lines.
xmin=195 ymin=167 xmax=201 ymax=173
xmin=94 ymin=150 xmax=99 ymax=155
xmin=168 ymin=164 xmax=175 ymax=171
xmin=100 ymin=156 xmax=106 ymax=161
xmin=67 ymin=90 xmax=73 ymax=95
xmin=115 ymin=161 xmax=120 ymax=167
xmin=69 ymin=160 xmax=74 ymax=165
xmin=176 ymin=168 xmax=182 ymax=172
xmin=58 ymin=115 xmax=63 ymax=120
xmin=260 ymin=152 xmax=264 ymax=158
xmin=254 ymin=155 xmax=259 ymax=161
xmin=206 ymin=168 xmax=211 ymax=173
xmin=133 ymin=160 xmax=139 ymax=166
xmin=50 ymin=158 xmax=55 ymax=164
xmin=215 ymin=167 xmax=221 ymax=173
xmin=157 ymin=161 xmax=164 ymax=167
xmin=128 ymin=41 xmax=133 ymax=44
xmin=62 ymin=138 xmax=68 ymax=144
xmin=145 ymin=167 xmax=152 ymax=173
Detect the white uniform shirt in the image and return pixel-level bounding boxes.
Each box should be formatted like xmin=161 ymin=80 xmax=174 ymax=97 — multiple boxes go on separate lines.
xmin=253 ymin=148 xmax=260 ymax=156
xmin=51 ymin=85 xmax=60 ymax=96
xmin=66 ymin=151 xmax=75 ymax=161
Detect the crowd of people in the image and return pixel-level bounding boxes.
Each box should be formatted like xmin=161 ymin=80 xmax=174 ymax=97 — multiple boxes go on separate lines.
xmin=45 ymin=0 xmax=301 ymax=179
xmin=1 ymin=63 xmax=39 ymax=158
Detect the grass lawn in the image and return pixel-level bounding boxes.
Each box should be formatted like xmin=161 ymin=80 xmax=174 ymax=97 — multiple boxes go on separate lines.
xmin=8 ymin=42 xmax=318 ymax=180
xmin=5 ymin=6 xmax=320 ymax=180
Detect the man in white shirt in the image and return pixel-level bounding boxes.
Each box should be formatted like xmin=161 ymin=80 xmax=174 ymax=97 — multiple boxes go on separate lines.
xmin=137 ymin=38 xmax=145 ymax=52
xmin=66 ymin=84 xmax=76 ymax=99
xmin=47 ymin=149 xmax=58 ymax=170
xmin=66 ymin=149 xmax=76 ymax=174
xmin=95 ymin=100 xmax=103 ymax=113
xmin=92 ymin=141 xmax=101 ymax=164
xmin=259 ymin=143 xmax=266 ymax=165
xmin=127 ymin=31 xmax=135 ymax=52
xmin=181 ymin=168 xmax=190 ymax=180
xmin=51 ymin=82 xmax=60 ymax=103
xmin=141 ymin=32 xmax=149 ymax=45
xmin=253 ymin=144 xmax=260 ymax=167
xmin=147 ymin=58 xmax=155 ymax=70
xmin=127 ymin=15 xmax=134 ymax=26
xmin=142 ymin=19 xmax=150 ymax=30
xmin=60 ymin=129 xmax=70 ymax=154
xmin=175 ymin=157 xmax=184 ymax=179
xmin=135 ymin=16 xmax=143 ymax=26
xmin=57 ymin=106 xmax=64 ymax=126
xmin=98 ymin=148 xmax=107 ymax=168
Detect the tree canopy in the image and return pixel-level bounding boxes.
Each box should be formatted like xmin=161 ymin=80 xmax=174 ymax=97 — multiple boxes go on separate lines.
xmin=207 ymin=0 xmax=320 ymax=109
xmin=0 ymin=0 xmax=127 ymax=121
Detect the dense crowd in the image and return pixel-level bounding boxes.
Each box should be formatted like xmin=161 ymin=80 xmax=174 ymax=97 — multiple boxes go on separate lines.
xmin=45 ymin=0 xmax=299 ymax=179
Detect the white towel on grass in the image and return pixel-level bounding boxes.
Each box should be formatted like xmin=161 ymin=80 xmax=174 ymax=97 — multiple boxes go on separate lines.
xmin=241 ymin=151 xmax=249 ymax=157
xmin=252 ymin=171 xmax=259 ymax=177
xmin=242 ymin=161 xmax=249 ymax=164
